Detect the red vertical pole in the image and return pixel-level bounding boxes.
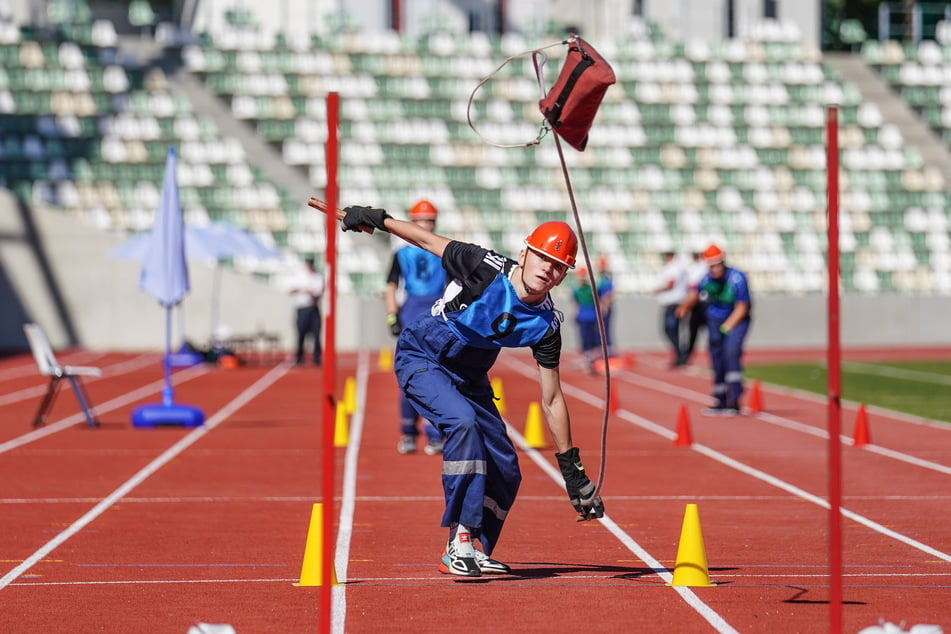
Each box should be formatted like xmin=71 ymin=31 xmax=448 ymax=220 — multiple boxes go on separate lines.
xmin=497 ymin=0 xmax=506 ymax=35
xmin=321 ymin=92 xmax=339 ymax=634
xmin=826 ymin=106 xmax=842 ymax=634
xmin=390 ymin=0 xmax=401 ymax=32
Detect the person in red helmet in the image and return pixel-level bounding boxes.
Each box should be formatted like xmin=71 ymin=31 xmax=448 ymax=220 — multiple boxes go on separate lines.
xmin=676 ymin=244 xmax=752 ymax=415
xmin=384 ymin=200 xmax=447 ymax=455
xmin=337 ymin=205 xmax=605 ymax=578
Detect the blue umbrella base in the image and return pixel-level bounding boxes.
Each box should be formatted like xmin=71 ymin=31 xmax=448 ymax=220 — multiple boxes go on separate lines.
xmin=132 ymin=403 xmax=205 ymax=428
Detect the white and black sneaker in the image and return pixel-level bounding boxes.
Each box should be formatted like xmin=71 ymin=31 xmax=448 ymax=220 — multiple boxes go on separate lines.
xmin=424 ymin=440 xmax=444 ymax=455
xmin=438 ymin=530 xmax=481 ymax=578
xmin=472 ymin=548 xmax=511 ymax=574
xmin=397 ymin=434 xmax=416 ymax=454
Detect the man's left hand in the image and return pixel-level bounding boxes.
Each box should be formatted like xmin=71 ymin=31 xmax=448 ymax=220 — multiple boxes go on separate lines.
xmin=556 ymin=447 xmax=605 ymax=520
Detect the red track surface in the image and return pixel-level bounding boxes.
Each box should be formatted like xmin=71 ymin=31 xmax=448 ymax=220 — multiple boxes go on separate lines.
xmin=1 ymin=346 xmax=949 ymax=633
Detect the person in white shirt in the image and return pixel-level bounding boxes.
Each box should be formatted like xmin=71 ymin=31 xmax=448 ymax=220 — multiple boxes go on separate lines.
xmin=288 ymin=256 xmax=324 ymax=365
xmin=652 ymin=250 xmax=688 ymax=367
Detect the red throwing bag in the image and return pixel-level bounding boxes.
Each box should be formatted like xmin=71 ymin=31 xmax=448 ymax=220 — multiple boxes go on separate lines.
xmin=539 ymin=36 xmax=616 ymax=151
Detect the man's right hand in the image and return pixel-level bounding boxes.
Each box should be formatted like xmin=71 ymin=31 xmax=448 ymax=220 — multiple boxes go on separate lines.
xmin=343 ymin=206 xmax=392 ymax=233
xmin=386 ymin=313 xmax=401 ymax=336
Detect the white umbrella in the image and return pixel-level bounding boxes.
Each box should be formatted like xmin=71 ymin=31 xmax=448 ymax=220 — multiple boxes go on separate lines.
xmin=113 ymin=220 xmax=282 ymax=338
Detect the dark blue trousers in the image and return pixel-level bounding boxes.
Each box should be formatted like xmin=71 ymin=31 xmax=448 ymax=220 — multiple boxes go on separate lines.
xmin=397 ymin=296 xmax=442 ymax=441
xmin=706 ymin=318 xmax=750 ymax=408
xmin=394 ymin=317 xmax=520 ymax=555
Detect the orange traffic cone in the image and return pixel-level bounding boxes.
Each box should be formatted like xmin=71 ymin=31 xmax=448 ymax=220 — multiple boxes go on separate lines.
xmin=674 ymin=404 xmax=693 ymax=447
xmin=853 ymin=404 xmax=871 ymax=447
xmin=747 ymin=380 xmax=763 ymax=413
xmin=624 ymin=351 xmax=636 ymax=368
xmin=608 ymin=380 xmax=619 ymax=414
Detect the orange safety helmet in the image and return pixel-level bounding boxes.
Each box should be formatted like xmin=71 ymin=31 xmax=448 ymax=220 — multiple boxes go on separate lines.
xmin=703 ymin=244 xmax=725 ymax=265
xmin=524 ymin=221 xmax=578 ymax=269
xmin=409 ymin=199 xmax=438 ymax=220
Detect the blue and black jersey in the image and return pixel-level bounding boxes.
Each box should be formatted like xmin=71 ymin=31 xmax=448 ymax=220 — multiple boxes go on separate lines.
xmin=387 ymin=245 xmax=446 ymax=298
xmin=698 ymin=267 xmax=753 ymax=323
xmin=432 ymin=241 xmax=564 ymax=368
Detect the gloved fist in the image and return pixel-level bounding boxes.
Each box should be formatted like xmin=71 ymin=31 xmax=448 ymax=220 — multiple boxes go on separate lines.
xmin=555 ymin=447 xmax=605 ymax=521
xmin=386 ymin=313 xmax=401 ymax=336
xmin=342 ymin=206 xmax=391 ymax=233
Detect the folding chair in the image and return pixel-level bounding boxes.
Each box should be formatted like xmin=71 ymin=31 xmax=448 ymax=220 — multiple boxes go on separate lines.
xmin=23 ymin=323 xmax=102 ymax=428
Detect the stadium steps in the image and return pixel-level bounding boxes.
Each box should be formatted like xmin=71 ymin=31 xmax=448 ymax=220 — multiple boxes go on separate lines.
xmin=112 ymin=35 xmax=314 ymax=213
xmin=160 ymin=61 xmax=315 ymax=210
xmin=823 ymin=51 xmax=951 ymax=187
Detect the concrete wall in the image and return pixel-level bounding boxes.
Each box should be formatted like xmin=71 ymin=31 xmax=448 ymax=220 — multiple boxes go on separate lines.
xmin=3 ymin=190 xmax=950 ymax=356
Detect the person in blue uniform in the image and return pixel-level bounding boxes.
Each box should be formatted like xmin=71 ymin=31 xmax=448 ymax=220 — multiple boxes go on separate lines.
xmin=676 ymin=244 xmax=752 ymax=415
xmin=595 ymin=254 xmax=615 ymax=358
xmin=339 ymin=204 xmax=605 ymax=578
xmin=571 ymin=267 xmax=600 ymax=373
xmin=384 ymin=200 xmax=447 ymax=455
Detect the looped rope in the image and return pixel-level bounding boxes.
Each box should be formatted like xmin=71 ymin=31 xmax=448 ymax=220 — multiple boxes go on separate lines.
xmin=466 ymin=39 xmax=566 ymax=148
xmin=467 ymin=34 xmax=610 ymax=508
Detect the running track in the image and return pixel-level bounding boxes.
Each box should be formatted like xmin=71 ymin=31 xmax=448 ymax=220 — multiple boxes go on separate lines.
xmin=0 ymin=346 xmax=948 ymax=633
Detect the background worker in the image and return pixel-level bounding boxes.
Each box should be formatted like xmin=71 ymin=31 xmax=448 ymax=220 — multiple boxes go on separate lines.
xmin=572 ymin=257 xmax=615 ymax=373
xmin=571 ymin=267 xmax=600 ymax=373
xmin=652 ymin=250 xmax=688 ymax=367
xmin=287 ymin=255 xmax=323 ymax=366
xmin=384 ymin=200 xmax=447 ymax=455
xmin=337 ymin=205 xmax=604 ymax=578
xmin=676 ymin=244 xmax=752 ymax=415
xmin=681 ymin=250 xmax=708 ymax=365
xmin=595 ymin=254 xmax=615 ymax=358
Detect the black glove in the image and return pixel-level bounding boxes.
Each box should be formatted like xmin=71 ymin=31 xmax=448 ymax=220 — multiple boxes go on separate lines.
xmin=386 ymin=313 xmax=401 ymax=336
xmin=342 ymin=205 xmax=391 ymax=233
xmin=555 ymin=447 xmax=605 ymax=520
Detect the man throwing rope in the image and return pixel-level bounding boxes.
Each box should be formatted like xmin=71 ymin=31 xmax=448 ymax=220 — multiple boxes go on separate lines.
xmin=338 ymin=204 xmax=605 ymax=578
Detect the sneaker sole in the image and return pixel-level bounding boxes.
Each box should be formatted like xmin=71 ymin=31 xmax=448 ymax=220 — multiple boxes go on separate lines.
xmin=439 ymin=555 xmax=482 ymax=578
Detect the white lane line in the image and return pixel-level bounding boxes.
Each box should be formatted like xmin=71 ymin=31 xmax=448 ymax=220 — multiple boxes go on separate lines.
xmin=0 ymin=362 xmax=290 ymax=590
xmin=0 ymin=363 xmax=211 ymax=455
xmin=9 ymin=578 xmax=297 ymax=586
xmin=333 ymin=350 xmax=370 ymax=634
xmin=611 ymin=368 xmax=951 ymax=475
xmin=0 ymin=354 xmax=161 ymax=407
xmin=0 ymin=496 xmax=322 ymax=504
xmin=843 ymin=362 xmax=951 ymax=386
xmin=628 ymin=357 xmax=951 ymax=430
xmin=502 ymin=356 xmax=951 ymax=600
xmin=506 ymin=421 xmax=739 ymax=634
xmin=526 ymin=361 xmax=951 ymax=565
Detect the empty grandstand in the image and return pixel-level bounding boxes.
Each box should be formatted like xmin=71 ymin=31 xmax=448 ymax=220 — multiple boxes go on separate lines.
xmin=2 ymin=0 xmax=951 ymax=351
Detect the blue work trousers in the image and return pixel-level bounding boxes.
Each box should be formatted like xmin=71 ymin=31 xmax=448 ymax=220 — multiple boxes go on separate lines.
xmin=397 ymin=296 xmax=442 ymax=442
xmin=706 ymin=318 xmax=750 ymax=408
xmin=394 ymin=318 xmax=519 ymax=556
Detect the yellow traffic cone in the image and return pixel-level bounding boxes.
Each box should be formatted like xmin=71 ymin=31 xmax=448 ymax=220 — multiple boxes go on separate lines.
xmin=342 ymin=376 xmax=356 ymax=415
xmin=670 ymin=503 xmax=715 ymax=587
xmin=523 ymin=402 xmax=547 ymax=448
xmin=378 ymin=347 xmax=393 ymax=371
xmin=294 ymin=503 xmax=338 ymax=586
xmin=491 ymin=376 xmax=506 ymax=415
xmin=334 ymin=402 xmax=349 ymax=447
